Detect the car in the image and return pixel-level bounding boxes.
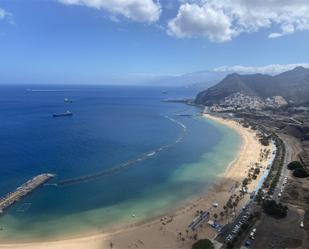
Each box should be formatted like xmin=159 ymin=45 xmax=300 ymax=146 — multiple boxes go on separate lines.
xmin=245 ymin=240 xmax=252 ymax=246
xmin=226 ymin=234 xmax=233 ymax=241
xmin=300 ymin=221 xmax=304 ymax=228
xmin=212 ymin=203 xmax=219 ymax=208
xmin=252 ymin=228 xmax=257 ymax=233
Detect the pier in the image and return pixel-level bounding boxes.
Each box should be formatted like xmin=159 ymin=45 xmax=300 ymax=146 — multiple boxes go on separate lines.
xmin=0 ymin=173 xmax=55 ymax=214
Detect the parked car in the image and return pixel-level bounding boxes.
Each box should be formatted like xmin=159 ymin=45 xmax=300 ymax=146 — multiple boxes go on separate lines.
xmin=245 ymin=240 xmax=252 ymax=246
xmin=300 ymin=221 xmax=304 ymax=228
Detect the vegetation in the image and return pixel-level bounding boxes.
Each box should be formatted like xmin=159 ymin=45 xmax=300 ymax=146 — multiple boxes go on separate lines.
xmin=287 ymin=161 xmax=309 ymax=178
xmin=287 ymin=161 xmax=303 ymax=170
xmin=293 ymin=167 xmax=309 ymax=178
xmin=259 ymin=136 xmax=270 ymax=146
xmin=262 ymin=200 xmax=288 ymax=218
xmin=192 ymin=239 xmax=214 ymax=249
xmin=226 ymin=241 xmax=234 ymax=249
xmin=242 ymin=177 xmax=249 ymax=186
xmin=262 ymin=133 xmax=285 ymax=195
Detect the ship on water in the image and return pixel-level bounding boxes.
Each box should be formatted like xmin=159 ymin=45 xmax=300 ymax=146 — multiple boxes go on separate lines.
xmin=64 ymin=98 xmax=73 ymax=103
xmin=52 ymin=111 xmax=73 ymax=117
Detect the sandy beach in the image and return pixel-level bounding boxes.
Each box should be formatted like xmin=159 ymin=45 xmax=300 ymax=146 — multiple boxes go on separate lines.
xmin=0 ymin=114 xmax=274 ymax=249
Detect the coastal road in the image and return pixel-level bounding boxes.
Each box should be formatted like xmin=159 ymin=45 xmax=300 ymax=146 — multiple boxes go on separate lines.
xmin=215 ymin=200 xmax=253 ymax=243
xmin=273 ymin=133 xmax=296 ymax=202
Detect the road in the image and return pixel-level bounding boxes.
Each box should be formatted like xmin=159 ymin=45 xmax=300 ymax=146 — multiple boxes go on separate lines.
xmin=273 ymin=134 xmax=292 ymax=202
xmin=215 ymin=201 xmax=253 ymax=243
xmin=273 ymin=133 xmax=301 ymax=202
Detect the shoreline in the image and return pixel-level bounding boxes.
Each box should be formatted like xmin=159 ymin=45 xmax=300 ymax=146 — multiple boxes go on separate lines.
xmin=0 ymin=114 xmax=272 ymax=249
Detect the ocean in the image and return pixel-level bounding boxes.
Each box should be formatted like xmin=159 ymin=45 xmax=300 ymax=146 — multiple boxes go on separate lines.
xmin=0 ymin=85 xmax=241 ymax=241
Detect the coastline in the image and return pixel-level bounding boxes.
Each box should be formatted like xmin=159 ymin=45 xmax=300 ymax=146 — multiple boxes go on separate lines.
xmin=0 ymin=113 xmax=273 ymax=249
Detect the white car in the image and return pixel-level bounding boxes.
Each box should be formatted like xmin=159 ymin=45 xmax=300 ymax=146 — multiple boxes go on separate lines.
xmin=300 ymin=221 xmax=304 ymax=228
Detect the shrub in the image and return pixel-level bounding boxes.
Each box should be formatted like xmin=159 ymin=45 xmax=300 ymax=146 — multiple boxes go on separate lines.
xmin=192 ymin=239 xmax=214 ymax=249
xmin=242 ymin=178 xmax=249 ymax=186
xmin=293 ymin=167 xmax=309 ymax=178
xmin=259 ymin=136 xmax=270 ymax=146
xmin=226 ymin=241 xmax=234 ymax=249
xmin=241 ymin=223 xmax=249 ymax=230
xmin=262 ymin=200 xmax=288 ymax=218
xmin=254 ymin=168 xmax=260 ymax=175
xmin=287 ymin=161 xmax=303 ymax=170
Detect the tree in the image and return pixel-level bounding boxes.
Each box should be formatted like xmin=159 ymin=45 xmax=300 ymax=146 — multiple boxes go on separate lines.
xmin=191 ymin=239 xmax=214 ymax=249
xmin=220 ymin=211 xmax=224 ymax=220
xmin=213 ymin=213 xmax=218 ymax=221
xmin=226 ymin=241 xmax=234 ymax=249
xmin=193 ymin=234 xmax=198 ymax=241
xmin=259 ymin=136 xmax=270 ymax=146
xmin=233 ymin=201 xmax=238 ymax=211
xmin=293 ymin=167 xmax=309 ymax=178
xmin=287 ymin=161 xmax=303 ymax=170
xmin=262 ymin=200 xmax=288 ymax=218
xmin=242 ymin=178 xmax=249 ymax=186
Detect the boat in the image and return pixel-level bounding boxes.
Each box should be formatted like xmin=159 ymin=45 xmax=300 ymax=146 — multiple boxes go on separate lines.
xmin=64 ymin=98 xmax=73 ymax=103
xmin=52 ymin=111 xmax=73 ymax=117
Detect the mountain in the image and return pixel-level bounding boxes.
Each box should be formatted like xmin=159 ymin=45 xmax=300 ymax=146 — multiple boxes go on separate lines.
xmin=195 ymin=67 xmax=309 ymax=106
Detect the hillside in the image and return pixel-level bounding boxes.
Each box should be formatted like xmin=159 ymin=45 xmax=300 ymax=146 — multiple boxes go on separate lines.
xmin=195 ymin=67 xmax=309 ymax=106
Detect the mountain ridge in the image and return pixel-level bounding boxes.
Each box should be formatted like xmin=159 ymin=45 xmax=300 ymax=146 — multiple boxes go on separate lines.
xmin=195 ymin=66 xmax=309 ymax=106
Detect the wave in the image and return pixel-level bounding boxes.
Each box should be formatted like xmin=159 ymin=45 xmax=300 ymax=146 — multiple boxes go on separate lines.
xmin=55 ymin=116 xmax=187 ymax=187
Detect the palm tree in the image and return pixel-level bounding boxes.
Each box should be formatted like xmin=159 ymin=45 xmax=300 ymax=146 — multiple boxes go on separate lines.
xmin=213 ymin=213 xmax=218 ymax=222
xmin=220 ymin=211 xmax=224 ymax=220
xmin=233 ymin=202 xmax=237 ymax=212
xmin=178 ymin=232 xmax=182 ymax=240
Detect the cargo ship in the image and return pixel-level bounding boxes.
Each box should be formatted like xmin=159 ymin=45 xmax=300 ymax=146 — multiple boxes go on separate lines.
xmin=52 ymin=111 xmax=73 ymax=117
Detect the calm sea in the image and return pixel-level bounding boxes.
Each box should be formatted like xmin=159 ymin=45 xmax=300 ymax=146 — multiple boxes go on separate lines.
xmin=0 ymin=85 xmax=241 ymax=241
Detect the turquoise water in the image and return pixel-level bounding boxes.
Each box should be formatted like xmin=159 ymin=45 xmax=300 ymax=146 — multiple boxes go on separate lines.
xmin=0 ymin=85 xmax=241 ymax=241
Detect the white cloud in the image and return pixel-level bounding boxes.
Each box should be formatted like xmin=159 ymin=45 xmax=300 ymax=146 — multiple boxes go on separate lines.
xmin=167 ymin=0 xmax=309 ymax=42
xmin=0 ymin=8 xmax=10 ymax=20
xmin=212 ymin=63 xmax=309 ymax=75
xmin=58 ymin=0 xmax=161 ymax=23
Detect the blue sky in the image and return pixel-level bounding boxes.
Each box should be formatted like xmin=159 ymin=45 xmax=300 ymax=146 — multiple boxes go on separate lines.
xmin=0 ymin=0 xmax=309 ymax=85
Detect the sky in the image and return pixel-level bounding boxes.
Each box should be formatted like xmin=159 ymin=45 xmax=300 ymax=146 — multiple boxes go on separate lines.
xmin=0 ymin=0 xmax=309 ymax=85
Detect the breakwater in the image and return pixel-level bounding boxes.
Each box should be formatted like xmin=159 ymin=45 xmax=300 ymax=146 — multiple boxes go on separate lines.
xmin=0 ymin=174 xmax=55 ymax=214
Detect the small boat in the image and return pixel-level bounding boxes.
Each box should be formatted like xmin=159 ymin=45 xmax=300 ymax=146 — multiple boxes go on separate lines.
xmin=64 ymin=98 xmax=73 ymax=103
xmin=53 ymin=111 xmax=73 ymax=117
